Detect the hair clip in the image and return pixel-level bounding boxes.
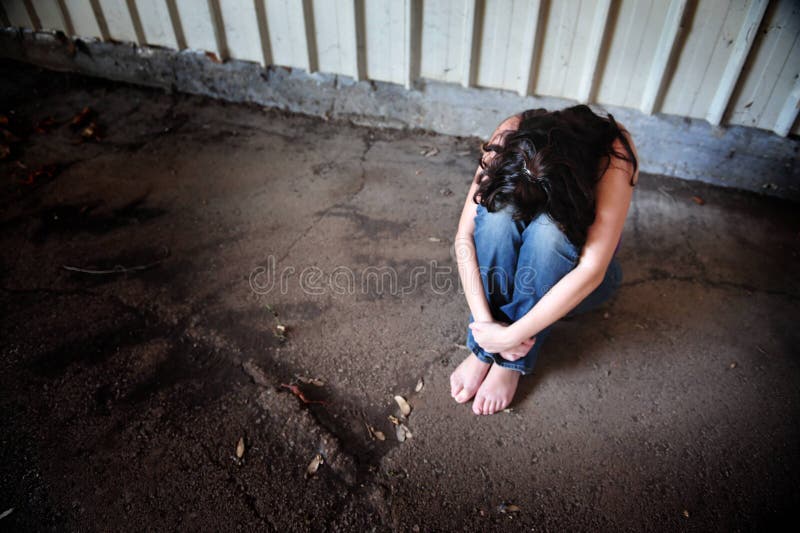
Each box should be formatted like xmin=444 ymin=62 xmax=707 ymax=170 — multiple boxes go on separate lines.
xmin=521 ymin=165 xmax=533 ymax=181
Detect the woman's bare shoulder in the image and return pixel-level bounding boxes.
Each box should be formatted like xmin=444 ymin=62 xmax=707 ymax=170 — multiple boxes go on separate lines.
xmin=610 ymin=122 xmax=639 ymax=183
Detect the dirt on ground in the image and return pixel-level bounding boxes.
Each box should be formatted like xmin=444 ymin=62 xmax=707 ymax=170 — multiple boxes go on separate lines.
xmin=1 ymin=60 xmax=799 ymax=532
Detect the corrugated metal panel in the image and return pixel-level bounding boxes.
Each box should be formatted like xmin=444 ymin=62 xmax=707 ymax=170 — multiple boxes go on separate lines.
xmin=63 ymin=0 xmax=102 ymax=38
xmin=219 ymin=0 xmax=263 ymax=64
xmin=595 ymin=0 xmax=671 ymax=109
xmin=420 ymin=0 xmax=469 ymax=85
xmin=174 ymin=0 xmax=218 ymax=56
xmin=4 ymin=0 xmax=33 ymax=28
xmin=134 ymin=0 xmax=177 ymax=49
xmin=727 ymin=0 xmax=800 ymax=132
xmin=477 ymin=0 xmax=538 ymax=92
xmin=97 ymin=0 xmax=138 ymax=43
xmin=264 ymin=0 xmax=310 ymax=71
xmin=363 ymin=0 xmax=409 ymax=85
xmin=4 ymin=0 xmax=800 ymax=137
xmin=30 ymin=0 xmax=68 ymax=33
xmin=311 ymin=0 xmax=359 ymax=79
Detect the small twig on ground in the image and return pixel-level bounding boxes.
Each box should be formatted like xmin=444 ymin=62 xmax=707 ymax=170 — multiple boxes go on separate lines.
xmin=62 ymin=248 xmax=169 ymax=275
xmin=62 ymin=261 xmax=164 ymax=275
xmin=280 ymin=383 xmax=327 ymax=405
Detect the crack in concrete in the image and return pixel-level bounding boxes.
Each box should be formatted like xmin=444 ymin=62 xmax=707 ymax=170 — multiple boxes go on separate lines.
xmin=274 ymin=132 xmax=374 ymax=267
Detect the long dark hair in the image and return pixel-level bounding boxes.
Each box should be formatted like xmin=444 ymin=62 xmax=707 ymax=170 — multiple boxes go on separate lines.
xmin=473 ymin=105 xmax=638 ymax=247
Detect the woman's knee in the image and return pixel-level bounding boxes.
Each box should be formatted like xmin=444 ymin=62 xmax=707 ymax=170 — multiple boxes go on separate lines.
xmin=521 ymin=214 xmax=578 ymax=262
xmin=474 ymin=204 xmax=523 ymax=243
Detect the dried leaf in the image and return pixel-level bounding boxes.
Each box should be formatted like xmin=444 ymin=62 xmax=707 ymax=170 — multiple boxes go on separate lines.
xmin=423 ymin=146 xmax=440 ymax=158
xmin=281 ymin=383 xmax=326 ymax=405
xmin=235 ymin=437 xmax=245 ymax=458
xmin=395 ymin=423 xmax=412 ymax=442
xmin=388 ymin=415 xmax=401 ymax=426
xmin=498 ymin=503 xmax=521 ymax=513
xmin=70 ymin=107 xmax=94 ymax=129
xmin=2 ymin=128 xmax=21 ymax=143
xmin=691 ymin=195 xmax=705 ymax=205
xmin=394 ymin=395 xmax=412 ymax=416
xmin=415 ymin=378 xmax=424 ymax=393
xmin=296 ymin=375 xmax=325 ymax=387
xmin=205 ymin=51 xmax=222 ymax=63
xmin=306 ymin=453 xmax=324 ymax=476
xmin=365 ymin=423 xmax=386 ymax=441
xmin=34 ymin=116 xmax=59 ymax=134
xmin=80 ymin=121 xmax=101 ymax=141
xmin=22 ymin=163 xmax=62 ymax=185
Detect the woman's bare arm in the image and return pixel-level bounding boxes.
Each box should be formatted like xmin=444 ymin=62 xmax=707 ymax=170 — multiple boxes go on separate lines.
xmin=454 ymin=114 xmax=522 ymax=324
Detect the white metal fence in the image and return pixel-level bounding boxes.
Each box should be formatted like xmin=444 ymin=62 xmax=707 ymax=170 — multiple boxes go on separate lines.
xmin=2 ymin=0 xmax=798 ymax=136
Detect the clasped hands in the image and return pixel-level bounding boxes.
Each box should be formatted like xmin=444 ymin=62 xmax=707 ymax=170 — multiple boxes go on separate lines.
xmin=468 ymin=320 xmax=536 ymax=361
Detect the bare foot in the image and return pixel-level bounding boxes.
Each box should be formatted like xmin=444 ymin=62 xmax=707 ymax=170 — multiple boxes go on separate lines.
xmin=450 ymin=353 xmax=491 ymax=404
xmin=472 ymin=364 xmax=521 ymax=415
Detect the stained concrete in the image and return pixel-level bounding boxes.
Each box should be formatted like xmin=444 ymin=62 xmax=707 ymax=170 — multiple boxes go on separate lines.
xmin=1 ymin=61 xmax=799 ymax=531
xmin=1 ymin=28 xmax=799 ymax=202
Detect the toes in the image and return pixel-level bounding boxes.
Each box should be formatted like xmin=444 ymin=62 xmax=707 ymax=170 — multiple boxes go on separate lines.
xmin=450 ymin=379 xmax=462 ymax=400
xmin=472 ymin=395 xmax=484 ymax=415
xmin=455 ymin=389 xmax=471 ymax=403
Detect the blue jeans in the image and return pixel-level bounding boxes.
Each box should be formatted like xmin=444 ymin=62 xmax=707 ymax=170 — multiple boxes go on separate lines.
xmin=465 ymin=204 xmax=622 ymax=375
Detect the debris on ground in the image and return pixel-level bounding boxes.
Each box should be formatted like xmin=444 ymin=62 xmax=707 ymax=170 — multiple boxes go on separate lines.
xmin=295 ymin=375 xmax=325 ymax=387
xmin=236 ymin=437 xmax=245 ymax=459
xmin=264 ymin=304 xmax=288 ymax=342
xmin=365 ymin=423 xmax=386 ymax=441
xmin=281 ymin=383 xmax=326 ymax=405
xmin=242 ymin=359 xmax=270 ymax=387
xmin=420 ymin=145 xmax=439 ymax=157
xmin=394 ymin=395 xmax=412 ymax=416
xmin=306 ymin=454 xmax=323 ymax=477
xmin=33 ymin=116 xmax=59 ymax=134
xmin=21 ymin=163 xmax=63 ymax=185
xmin=68 ymin=106 xmax=102 ymax=143
xmin=395 ymin=423 xmax=412 ymax=442
xmin=691 ymin=195 xmax=706 ymax=205
xmin=498 ymin=502 xmax=521 ymax=513
xmin=415 ymin=379 xmax=424 ymax=393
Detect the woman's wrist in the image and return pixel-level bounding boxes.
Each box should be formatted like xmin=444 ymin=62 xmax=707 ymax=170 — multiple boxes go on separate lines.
xmin=506 ymin=321 xmax=532 ymax=347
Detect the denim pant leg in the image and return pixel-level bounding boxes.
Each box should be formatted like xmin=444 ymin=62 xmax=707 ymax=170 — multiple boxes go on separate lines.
xmin=465 ymin=204 xmax=524 ymax=365
xmin=495 ymin=213 xmax=581 ymax=374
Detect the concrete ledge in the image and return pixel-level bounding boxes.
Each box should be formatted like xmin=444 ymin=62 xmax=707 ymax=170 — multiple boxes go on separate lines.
xmin=1 ymin=28 xmax=798 ymax=201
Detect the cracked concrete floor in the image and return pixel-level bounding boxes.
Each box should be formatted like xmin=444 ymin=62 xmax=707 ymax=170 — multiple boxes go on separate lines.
xmin=1 ymin=61 xmax=799 ymax=531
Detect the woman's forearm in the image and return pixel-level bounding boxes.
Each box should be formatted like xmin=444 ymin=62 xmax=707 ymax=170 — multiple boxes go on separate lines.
xmin=454 ymin=233 xmax=494 ymax=322
xmin=507 ymin=264 xmax=604 ymax=344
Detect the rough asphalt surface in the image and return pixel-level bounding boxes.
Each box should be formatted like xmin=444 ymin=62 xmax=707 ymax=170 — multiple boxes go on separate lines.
xmin=1 ymin=60 xmax=798 ymax=532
